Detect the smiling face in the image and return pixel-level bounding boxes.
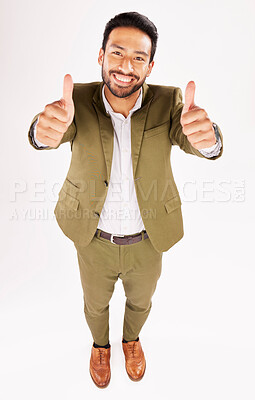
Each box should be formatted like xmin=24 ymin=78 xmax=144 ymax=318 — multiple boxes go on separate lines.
xmin=98 ymin=26 xmax=154 ymax=98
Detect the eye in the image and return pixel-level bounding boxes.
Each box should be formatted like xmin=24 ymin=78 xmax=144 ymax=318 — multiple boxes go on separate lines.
xmin=113 ymin=51 xmax=122 ymax=56
xmin=135 ymin=57 xmax=145 ymax=62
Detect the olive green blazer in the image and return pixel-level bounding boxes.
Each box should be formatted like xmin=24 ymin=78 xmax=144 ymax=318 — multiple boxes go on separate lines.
xmin=28 ymin=81 xmax=223 ymax=252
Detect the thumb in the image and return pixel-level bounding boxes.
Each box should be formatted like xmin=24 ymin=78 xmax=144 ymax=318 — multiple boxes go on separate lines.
xmin=61 ymin=74 xmax=73 ymax=107
xmin=182 ymin=80 xmax=196 ymax=114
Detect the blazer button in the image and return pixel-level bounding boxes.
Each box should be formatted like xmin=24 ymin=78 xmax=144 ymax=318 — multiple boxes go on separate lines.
xmin=104 ymin=180 xmax=108 ymax=187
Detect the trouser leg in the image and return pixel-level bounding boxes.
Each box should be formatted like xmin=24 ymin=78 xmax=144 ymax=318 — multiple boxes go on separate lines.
xmin=120 ymin=236 xmax=163 ymax=341
xmin=74 ymin=235 xmax=119 ymax=346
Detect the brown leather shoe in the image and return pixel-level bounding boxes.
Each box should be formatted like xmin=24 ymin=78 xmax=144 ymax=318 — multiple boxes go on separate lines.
xmin=89 ymin=344 xmax=111 ymax=388
xmin=122 ymin=338 xmax=146 ymax=381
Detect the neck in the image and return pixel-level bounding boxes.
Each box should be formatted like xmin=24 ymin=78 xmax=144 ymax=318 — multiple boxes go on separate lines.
xmin=104 ymin=85 xmax=141 ymax=118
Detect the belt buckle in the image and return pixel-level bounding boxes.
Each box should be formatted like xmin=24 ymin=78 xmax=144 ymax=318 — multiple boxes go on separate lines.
xmin=110 ymin=233 xmax=125 ymax=244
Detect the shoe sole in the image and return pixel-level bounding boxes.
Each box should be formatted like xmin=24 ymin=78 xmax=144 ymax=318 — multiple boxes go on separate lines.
xmin=89 ymin=369 xmax=111 ymax=389
xmin=126 ymin=360 xmax=146 ymax=382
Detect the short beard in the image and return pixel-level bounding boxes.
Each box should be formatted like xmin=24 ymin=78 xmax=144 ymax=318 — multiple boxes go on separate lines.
xmin=101 ymin=67 xmax=146 ymax=99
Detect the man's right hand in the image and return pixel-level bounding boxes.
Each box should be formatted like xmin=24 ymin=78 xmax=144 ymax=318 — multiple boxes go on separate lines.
xmin=35 ymin=74 xmax=74 ymax=148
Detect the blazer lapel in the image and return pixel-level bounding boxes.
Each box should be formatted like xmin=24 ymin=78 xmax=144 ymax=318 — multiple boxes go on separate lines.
xmin=131 ymin=82 xmax=153 ymax=177
xmin=92 ymin=82 xmax=114 ymax=181
xmin=92 ymin=81 xmax=154 ymax=180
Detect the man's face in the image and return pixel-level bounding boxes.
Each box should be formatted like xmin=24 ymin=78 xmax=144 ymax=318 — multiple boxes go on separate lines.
xmin=98 ymin=26 xmax=154 ymax=98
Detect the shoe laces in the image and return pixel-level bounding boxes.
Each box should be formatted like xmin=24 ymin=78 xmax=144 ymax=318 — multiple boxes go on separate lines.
xmin=127 ymin=341 xmax=139 ymax=358
xmin=97 ymin=348 xmax=107 ymax=364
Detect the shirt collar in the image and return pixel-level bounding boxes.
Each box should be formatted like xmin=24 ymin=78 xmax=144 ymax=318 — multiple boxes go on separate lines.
xmin=102 ymin=84 xmax=143 ymax=116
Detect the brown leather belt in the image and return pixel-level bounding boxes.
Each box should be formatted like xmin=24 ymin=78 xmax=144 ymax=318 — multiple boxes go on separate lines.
xmin=96 ymin=229 xmax=148 ymax=245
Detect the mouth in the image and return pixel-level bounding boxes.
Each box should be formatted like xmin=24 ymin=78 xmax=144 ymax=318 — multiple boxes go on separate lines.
xmin=112 ymin=73 xmax=136 ymax=86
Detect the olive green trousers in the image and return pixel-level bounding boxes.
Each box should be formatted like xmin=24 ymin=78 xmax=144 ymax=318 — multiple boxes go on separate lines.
xmin=74 ymin=229 xmax=163 ymax=346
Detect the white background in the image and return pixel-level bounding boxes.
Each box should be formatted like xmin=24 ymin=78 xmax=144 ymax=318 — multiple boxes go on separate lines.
xmin=1 ymin=0 xmax=255 ymax=398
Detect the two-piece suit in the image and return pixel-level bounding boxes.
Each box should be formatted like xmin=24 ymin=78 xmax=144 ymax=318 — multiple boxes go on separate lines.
xmin=28 ymin=80 xmax=223 ymax=345
xmin=28 ymin=80 xmax=223 ymax=253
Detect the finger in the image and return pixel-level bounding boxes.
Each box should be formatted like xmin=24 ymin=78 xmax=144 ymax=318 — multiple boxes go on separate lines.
xmin=44 ymin=103 xmax=69 ymax=122
xmin=185 ymin=131 xmax=209 ymax=143
xmin=181 ymin=107 xmax=207 ymax=126
xmin=182 ymin=117 xmax=211 ymax=135
xmin=47 ymin=118 xmax=69 ymax=134
xmin=62 ymin=74 xmax=73 ymax=105
xmin=182 ymin=80 xmax=196 ymax=114
xmin=36 ymin=135 xmax=60 ymax=148
xmin=191 ymin=139 xmax=216 ymax=150
xmin=37 ymin=127 xmax=64 ymax=141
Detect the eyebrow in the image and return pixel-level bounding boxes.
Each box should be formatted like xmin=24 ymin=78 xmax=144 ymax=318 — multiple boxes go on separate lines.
xmin=109 ymin=44 xmax=149 ymax=58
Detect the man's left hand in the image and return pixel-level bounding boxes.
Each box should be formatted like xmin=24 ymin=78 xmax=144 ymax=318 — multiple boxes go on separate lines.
xmin=180 ymin=81 xmax=216 ymax=150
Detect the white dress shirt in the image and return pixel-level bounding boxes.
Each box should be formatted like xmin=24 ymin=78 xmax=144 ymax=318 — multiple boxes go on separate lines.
xmin=97 ymin=85 xmax=145 ymax=235
xmin=32 ymin=84 xmax=222 ymax=235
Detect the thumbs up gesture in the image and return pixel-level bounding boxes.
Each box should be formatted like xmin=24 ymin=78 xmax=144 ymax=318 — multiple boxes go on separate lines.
xmin=180 ymin=81 xmax=216 ymax=150
xmin=36 ymin=74 xmax=75 ymax=148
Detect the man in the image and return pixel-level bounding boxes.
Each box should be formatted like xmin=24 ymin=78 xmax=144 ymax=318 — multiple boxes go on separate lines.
xmin=28 ymin=12 xmax=223 ymax=388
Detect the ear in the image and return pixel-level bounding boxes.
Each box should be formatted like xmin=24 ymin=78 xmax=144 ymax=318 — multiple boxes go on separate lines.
xmin=146 ymin=60 xmax=154 ymax=77
xmin=98 ymin=48 xmax=104 ymax=66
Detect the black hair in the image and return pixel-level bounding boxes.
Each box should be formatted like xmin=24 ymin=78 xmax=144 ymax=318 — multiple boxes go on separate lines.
xmin=102 ymin=12 xmax=158 ymax=63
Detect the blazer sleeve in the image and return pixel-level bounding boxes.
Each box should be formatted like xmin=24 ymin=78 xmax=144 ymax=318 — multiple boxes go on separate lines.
xmin=169 ymin=87 xmax=223 ymax=160
xmin=28 ymin=112 xmax=77 ymax=151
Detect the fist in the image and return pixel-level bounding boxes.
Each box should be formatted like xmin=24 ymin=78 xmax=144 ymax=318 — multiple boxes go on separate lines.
xmin=36 ymin=74 xmax=74 ymax=148
xmin=180 ymin=81 xmax=216 ymax=150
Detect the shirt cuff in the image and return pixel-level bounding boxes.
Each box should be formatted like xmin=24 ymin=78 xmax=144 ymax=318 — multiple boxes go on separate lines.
xmin=30 ymin=117 xmax=49 ymax=148
xmin=198 ymin=123 xmax=222 ymax=158
xmin=198 ymin=136 xmax=222 ymax=157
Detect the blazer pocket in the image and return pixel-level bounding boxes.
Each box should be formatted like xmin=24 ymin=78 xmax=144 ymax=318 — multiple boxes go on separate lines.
xmin=59 ymin=190 xmax=80 ymax=210
xmin=143 ymin=121 xmax=170 ymax=139
xmin=164 ymin=194 xmax=182 ymax=214
xmin=62 ymin=177 xmax=81 ymax=198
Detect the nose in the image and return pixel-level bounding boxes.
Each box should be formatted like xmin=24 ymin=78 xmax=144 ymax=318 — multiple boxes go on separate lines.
xmin=118 ymin=57 xmax=134 ymax=74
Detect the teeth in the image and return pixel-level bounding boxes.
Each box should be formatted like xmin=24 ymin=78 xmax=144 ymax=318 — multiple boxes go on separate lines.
xmin=114 ymin=74 xmax=132 ymax=83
